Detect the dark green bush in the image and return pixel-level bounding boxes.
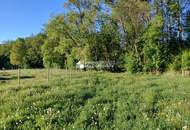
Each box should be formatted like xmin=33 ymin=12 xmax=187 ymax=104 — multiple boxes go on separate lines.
xmin=182 ymin=51 xmax=190 ymax=70
xmin=170 ymin=55 xmax=182 ymax=71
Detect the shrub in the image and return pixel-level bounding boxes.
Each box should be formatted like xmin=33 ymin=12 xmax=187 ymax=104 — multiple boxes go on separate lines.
xmin=182 ymin=51 xmax=190 ymax=71
xmin=170 ymin=55 xmax=182 ymax=72
xmin=143 ymin=44 xmax=158 ymax=72
xmin=124 ymin=54 xmax=142 ymax=73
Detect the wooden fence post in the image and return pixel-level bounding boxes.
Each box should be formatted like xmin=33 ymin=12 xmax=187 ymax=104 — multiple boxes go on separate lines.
xmin=18 ymin=68 xmax=20 ymax=86
xmin=47 ymin=68 xmax=50 ymax=84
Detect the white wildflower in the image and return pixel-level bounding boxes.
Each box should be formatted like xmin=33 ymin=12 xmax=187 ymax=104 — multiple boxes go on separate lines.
xmin=182 ymin=125 xmax=187 ymax=130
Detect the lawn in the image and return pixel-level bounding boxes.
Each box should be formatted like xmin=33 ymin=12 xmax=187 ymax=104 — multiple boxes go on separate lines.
xmin=0 ymin=69 xmax=190 ymax=130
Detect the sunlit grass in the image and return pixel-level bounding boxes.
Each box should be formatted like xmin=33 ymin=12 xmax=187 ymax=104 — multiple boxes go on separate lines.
xmin=0 ymin=69 xmax=190 ymax=129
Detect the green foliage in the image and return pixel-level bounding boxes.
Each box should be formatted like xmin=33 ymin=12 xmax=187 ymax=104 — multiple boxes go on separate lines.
xmin=8 ymin=34 xmax=46 ymax=69
xmin=1 ymin=0 xmax=190 ymax=73
xmin=182 ymin=51 xmax=190 ymax=70
xmin=42 ymin=16 xmax=67 ymax=68
xmin=143 ymin=44 xmax=159 ymax=72
xmin=142 ymin=15 xmax=170 ymax=72
xmin=23 ymin=34 xmax=46 ymax=68
xmin=88 ymin=23 xmax=124 ymax=71
xmin=10 ymin=38 xmax=26 ymax=67
xmin=124 ymin=54 xmax=142 ymax=73
xmin=113 ymin=0 xmax=150 ymax=51
xmin=0 ymin=43 xmax=13 ymax=69
xmin=42 ymin=38 xmax=65 ymax=68
xmin=170 ymin=55 xmax=182 ymax=71
xmin=66 ymin=55 xmax=76 ymax=69
xmin=143 ymin=44 xmax=170 ymax=73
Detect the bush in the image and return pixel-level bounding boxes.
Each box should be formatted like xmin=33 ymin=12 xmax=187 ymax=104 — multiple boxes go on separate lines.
xmin=143 ymin=45 xmax=158 ymax=72
xmin=182 ymin=51 xmax=190 ymax=71
xmin=170 ymin=55 xmax=182 ymax=72
xmin=143 ymin=43 xmax=170 ymax=73
xmin=124 ymin=54 xmax=142 ymax=73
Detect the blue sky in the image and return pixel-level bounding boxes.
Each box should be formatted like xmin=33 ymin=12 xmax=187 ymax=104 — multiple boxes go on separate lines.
xmin=0 ymin=0 xmax=66 ymax=43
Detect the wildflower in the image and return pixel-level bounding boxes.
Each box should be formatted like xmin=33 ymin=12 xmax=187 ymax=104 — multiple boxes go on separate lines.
xmin=182 ymin=125 xmax=187 ymax=130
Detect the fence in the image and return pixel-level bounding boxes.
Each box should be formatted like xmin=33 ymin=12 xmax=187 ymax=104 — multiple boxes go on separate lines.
xmin=0 ymin=69 xmax=98 ymax=86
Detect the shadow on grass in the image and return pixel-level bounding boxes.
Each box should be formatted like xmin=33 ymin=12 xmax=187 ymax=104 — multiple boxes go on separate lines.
xmin=0 ymin=76 xmax=35 ymax=81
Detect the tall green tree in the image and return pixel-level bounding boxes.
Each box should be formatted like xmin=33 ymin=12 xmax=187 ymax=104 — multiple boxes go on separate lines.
xmin=113 ymin=0 xmax=150 ymax=53
xmin=0 ymin=42 xmax=13 ymax=69
xmin=42 ymin=16 xmax=66 ymax=68
xmin=10 ymin=38 xmax=26 ymax=68
xmin=24 ymin=33 xmax=46 ymax=68
xmin=142 ymin=15 xmax=165 ymax=72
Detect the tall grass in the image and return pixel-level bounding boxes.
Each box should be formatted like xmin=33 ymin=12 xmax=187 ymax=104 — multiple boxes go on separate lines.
xmin=0 ymin=69 xmax=190 ymax=129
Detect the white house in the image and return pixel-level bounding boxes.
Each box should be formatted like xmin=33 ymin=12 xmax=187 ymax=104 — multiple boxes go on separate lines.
xmin=76 ymin=61 xmax=85 ymax=69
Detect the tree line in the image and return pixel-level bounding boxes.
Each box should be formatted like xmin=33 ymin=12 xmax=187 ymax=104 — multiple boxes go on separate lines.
xmin=1 ymin=0 xmax=190 ymax=73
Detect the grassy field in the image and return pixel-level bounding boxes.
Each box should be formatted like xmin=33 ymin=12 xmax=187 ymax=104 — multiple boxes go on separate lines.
xmin=0 ymin=69 xmax=190 ymax=130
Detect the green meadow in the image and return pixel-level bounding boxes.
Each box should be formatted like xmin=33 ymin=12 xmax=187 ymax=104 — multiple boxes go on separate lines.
xmin=0 ymin=69 xmax=190 ymax=130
